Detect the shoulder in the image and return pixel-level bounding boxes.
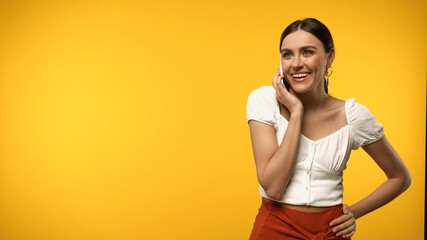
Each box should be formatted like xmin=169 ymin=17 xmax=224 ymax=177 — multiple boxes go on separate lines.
xmin=246 ymin=86 xmax=279 ymax=129
xmin=345 ymin=98 xmax=377 ymax=122
xmin=328 ymin=96 xmax=345 ymax=103
xmin=326 ymin=96 xmax=346 ymax=111
xmin=321 ymin=96 xmax=346 ymax=121
xmin=247 ymin=86 xmax=278 ymax=109
xmin=345 ymin=98 xmax=384 ymax=149
xmin=248 ymin=85 xmax=276 ymax=98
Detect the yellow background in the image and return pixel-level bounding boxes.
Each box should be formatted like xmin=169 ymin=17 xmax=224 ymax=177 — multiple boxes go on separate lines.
xmin=0 ymin=0 xmax=425 ymax=239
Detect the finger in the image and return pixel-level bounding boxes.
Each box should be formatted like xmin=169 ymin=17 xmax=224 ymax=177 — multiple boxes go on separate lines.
xmin=272 ymin=76 xmax=277 ymax=89
xmin=342 ymin=229 xmax=356 ymax=239
xmin=330 ymin=215 xmax=347 ymax=227
xmin=272 ymin=72 xmax=280 ymax=89
xmin=342 ymin=204 xmax=349 ymax=214
xmin=333 ymin=218 xmax=356 ymax=234
xmin=275 ymin=68 xmax=281 ymax=78
xmin=343 ymin=228 xmax=356 ymax=238
xmin=272 ymin=68 xmax=280 ymax=83
xmin=336 ymin=223 xmax=356 ymax=237
xmin=278 ymin=76 xmax=287 ymax=92
xmin=275 ymin=76 xmax=285 ymax=94
xmin=280 ymin=76 xmax=287 ymax=89
xmin=330 ymin=211 xmax=353 ymax=226
xmin=276 ymin=76 xmax=284 ymax=91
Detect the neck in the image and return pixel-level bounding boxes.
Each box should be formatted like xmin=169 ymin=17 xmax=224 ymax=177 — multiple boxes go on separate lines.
xmin=297 ymin=88 xmax=329 ymax=111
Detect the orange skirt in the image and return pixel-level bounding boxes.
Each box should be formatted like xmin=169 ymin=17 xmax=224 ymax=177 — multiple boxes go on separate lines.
xmin=249 ymin=198 xmax=351 ymax=240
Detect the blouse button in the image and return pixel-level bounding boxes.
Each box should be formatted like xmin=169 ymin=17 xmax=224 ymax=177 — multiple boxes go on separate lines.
xmin=306 ymin=170 xmax=311 ymax=175
xmin=305 ymin=186 xmax=310 ymax=191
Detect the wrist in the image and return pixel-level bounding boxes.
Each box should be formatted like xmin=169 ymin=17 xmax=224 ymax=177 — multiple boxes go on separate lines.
xmin=289 ymin=109 xmax=303 ymax=120
xmin=348 ymin=205 xmax=360 ymax=219
xmin=290 ymin=106 xmax=303 ymax=117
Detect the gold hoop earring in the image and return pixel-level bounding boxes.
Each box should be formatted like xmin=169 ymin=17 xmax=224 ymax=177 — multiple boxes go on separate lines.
xmin=325 ymin=66 xmax=333 ymax=77
xmin=325 ymin=66 xmax=333 ymax=89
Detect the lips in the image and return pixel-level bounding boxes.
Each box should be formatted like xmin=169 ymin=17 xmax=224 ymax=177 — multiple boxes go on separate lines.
xmin=291 ymin=73 xmax=311 ymax=82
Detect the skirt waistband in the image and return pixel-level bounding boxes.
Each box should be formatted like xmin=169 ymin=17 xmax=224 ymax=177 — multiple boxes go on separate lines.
xmin=261 ymin=198 xmax=343 ymax=215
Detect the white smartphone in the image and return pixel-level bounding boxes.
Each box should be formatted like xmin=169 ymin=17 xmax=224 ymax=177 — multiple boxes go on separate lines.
xmin=280 ymin=56 xmax=290 ymax=90
xmin=280 ymin=56 xmax=284 ymax=76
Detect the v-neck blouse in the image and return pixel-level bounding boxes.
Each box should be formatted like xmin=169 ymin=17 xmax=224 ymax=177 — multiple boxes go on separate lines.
xmin=246 ymin=86 xmax=384 ymax=207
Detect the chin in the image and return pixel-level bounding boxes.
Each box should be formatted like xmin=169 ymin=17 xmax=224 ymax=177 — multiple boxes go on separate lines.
xmin=290 ymin=85 xmax=311 ymax=94
xmin=290 ymin=80 xmax=323 ymax=94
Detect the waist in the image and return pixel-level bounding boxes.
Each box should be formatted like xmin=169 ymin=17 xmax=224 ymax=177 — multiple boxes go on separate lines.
xmin=262 ymin=197 xmax=338 ymax=212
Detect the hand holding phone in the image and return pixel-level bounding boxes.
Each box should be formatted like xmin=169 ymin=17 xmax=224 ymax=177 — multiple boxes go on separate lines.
xmin=276 ymin=56 xmax=303 ymax=114
xmin=279 ymin=56 xmax=290 ymax=90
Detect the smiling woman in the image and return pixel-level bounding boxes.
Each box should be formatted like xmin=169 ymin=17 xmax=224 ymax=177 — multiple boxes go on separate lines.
xmin=279 ymin=20 xmax=334 ymax=96
xmin=246 ymin=18 xmax=411 ymax=240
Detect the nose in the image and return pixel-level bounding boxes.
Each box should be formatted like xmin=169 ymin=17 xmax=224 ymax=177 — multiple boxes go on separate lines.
xmin=291 ymin=55 xmax=303 ymax=69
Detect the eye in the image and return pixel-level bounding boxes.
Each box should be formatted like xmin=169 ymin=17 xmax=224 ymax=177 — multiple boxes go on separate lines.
xmin=303 ymin=50 xmax=314 ymax=55
xmin=282 ymin=52 xmax=292 ymax=58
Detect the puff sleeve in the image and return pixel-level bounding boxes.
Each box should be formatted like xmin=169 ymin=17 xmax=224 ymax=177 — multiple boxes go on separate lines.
xmin=347 ymin=98 xmax=384 ymax=150
xmin=246 ymin=86 xmax=279 ymax=130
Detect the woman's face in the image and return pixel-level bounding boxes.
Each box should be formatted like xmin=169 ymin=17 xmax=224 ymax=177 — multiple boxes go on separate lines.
xmin=280 ymin=30 xmax=334 ymax=94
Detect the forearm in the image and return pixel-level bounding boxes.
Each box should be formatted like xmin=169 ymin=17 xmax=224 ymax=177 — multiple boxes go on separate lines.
xmin=349 ymin=175 xmax=411 ymax=219
xmin=261 ymin=112 xmax=303 ymax=200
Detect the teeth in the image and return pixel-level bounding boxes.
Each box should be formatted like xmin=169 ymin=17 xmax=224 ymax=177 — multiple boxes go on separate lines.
xmin=292 ymin=73 xmax=309 ymax=78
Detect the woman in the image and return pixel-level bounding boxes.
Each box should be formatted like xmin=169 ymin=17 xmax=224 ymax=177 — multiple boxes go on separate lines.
xmin=246 ymin=18 xmax=411 ymax=240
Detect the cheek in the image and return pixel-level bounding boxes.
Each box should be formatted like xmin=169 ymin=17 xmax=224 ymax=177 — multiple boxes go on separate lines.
xmin=307 ymin=58 xmax=322 ymax=69
xmin=283 ymin=61 xmax=292 ymax=71
xmin=308 ymin=59 xmax=327 ymax=75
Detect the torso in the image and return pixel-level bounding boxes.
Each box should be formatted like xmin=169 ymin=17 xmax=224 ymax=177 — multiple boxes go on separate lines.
xmin=275 ymin=96 xmax=347 ymax=212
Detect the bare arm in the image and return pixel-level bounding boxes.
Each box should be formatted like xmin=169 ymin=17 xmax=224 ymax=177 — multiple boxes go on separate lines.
xmin=348 ymin=135 xmax=412 ymax=219
xmin=248 ymin=69 xmax=304 ymax=200
xmin=330 ymin=135 xmax=411 ymax=237
xmin=248 ymin=111 xmax=302 ymax=200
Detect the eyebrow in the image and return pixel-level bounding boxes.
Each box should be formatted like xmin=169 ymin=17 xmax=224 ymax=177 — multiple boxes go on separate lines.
xmin=281 ymin=45 xmax=317 ymax=53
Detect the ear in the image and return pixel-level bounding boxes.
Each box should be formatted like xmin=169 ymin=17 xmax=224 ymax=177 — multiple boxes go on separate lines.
xmin=327 ymin=48 xmax=335 ymax=68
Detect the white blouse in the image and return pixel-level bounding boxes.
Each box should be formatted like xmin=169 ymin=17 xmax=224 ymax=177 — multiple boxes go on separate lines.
xmin=246 ymin=86 xmax=384 ymax=207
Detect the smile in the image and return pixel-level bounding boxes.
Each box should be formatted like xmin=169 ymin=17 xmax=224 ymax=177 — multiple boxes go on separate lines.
xmin=291 ymin=73 xmax=311 ymax=82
